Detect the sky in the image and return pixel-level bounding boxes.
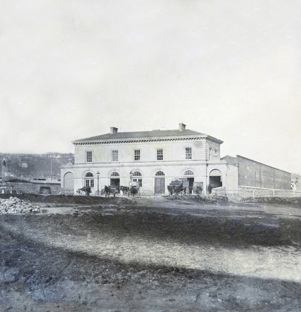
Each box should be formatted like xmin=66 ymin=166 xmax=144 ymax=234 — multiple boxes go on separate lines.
xmin=0 ymin=0 xmax=300 ymax=174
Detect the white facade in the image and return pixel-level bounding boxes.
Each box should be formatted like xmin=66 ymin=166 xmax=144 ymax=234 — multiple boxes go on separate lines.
xmin=61 ymin=124 xmax=238 ymax=195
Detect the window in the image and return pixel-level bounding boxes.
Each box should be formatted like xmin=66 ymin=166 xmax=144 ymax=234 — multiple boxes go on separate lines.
xmin=134 ymin=150 xmax=140 ymax=161
xmin=111 ymin=172 xmax=119 ymax=177
xmin=86 ymin=151 xmax=92 ymax=163
xmin=112 ymin=150 xmax=118 ymax=161
xmin=184 ymin=170 xmax=194 ymax=176
xmin=185 ymin=148 xmax=192 ymax=159
xmin=85 ymin=172 xmax=94 ymax=187
xmin=157 ymin=149 xmax=163 ymax=160
xmin=132 ymin=171 xmax=142 ymax=187
xmin=133 ymin=178 xmax=142 ymax=187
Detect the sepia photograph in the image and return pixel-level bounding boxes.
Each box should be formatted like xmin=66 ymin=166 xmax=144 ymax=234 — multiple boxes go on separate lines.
xmin=0 ymin=1 xmax=301 ymax=311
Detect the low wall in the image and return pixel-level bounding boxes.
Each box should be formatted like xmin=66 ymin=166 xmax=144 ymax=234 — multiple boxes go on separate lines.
xmin=212 ymin=186 xmax=301 ymax=200
xmin=239 ymin=187 xmax=273 ymax=198
xmin=239 ymin=186 xmax=301 ymax=198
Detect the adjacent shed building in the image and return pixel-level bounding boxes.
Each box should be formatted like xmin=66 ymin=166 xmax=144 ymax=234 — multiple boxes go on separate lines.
xmin=220 ymin=155 xmax=291 ymax=197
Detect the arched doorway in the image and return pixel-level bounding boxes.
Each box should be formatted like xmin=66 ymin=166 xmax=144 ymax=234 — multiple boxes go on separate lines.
xmin=110 ymin=172 xmax=120 ymax=187
xmin=209 ymin=169 xmax=222 ymax=193
xmin=64 ymin=172 xmax=74 ymax=192
xmin=154 ymin=171 xmax=165 ymax=194
xmin=183 ymin=169 xmax=194 ymax=194
xmin=84 ymin=172 xmax=94 ymax=188
xmin=131 ymin=171 xmax=142 ymax=187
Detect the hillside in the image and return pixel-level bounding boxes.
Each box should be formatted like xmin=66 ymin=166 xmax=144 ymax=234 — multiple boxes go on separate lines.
xmin=0 ymin=153 xmax=74 ymax=181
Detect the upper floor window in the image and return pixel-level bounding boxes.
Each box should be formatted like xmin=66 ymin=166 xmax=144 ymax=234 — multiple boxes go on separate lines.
xmin=185 ymin=148 xmax=192 ymax=160
xmin=157 ymin=149 xmax=163 ymax=160
xmin=134 ymin=149 xmax=140 ymax=161
xmin=86 ymin=151 xmax=92 ymax=163
xmin=112 ymin=150 xmax=118 ymax=161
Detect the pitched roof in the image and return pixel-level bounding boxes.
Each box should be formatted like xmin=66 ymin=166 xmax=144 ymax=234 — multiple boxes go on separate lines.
xmin=221 ymin=155 xmax=238 ymax=165
xmin=73 ymin=128 xmax=223 ymax=144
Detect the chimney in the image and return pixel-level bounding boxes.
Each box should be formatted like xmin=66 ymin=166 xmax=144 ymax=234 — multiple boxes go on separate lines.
xmin=179 ymin=123 xmax=186 ymax=131
xmin=110 ymin=127 xmax=118 ymax=134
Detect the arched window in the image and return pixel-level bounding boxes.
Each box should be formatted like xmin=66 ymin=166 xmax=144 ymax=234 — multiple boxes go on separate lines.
xmin=110 ymin=172 xmax=120 ymax=177
xmin=85 ymin=172 xmax=94 ymax=187
xmin=155 ymin=171 xmax=165 ymax=176
xmin=183 ymin=170 xmax=194 ymax=176
xmin=132 ymin=171 xmax=142 ymax=177
xmin=209 ymin=169 xmax=222 ymax=176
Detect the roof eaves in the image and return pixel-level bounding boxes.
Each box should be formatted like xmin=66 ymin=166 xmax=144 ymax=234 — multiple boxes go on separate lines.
xmin=72 ymin=129 xmax=223 ymax=144
xmin=205 ymin=135 xmax=224 ymax=144
xmin=73 ymin=134 xmax=210 ymax=144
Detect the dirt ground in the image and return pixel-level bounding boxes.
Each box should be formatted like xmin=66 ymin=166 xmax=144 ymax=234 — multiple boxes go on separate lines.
xmin=0 ymin=194 xmax=301 ymax=312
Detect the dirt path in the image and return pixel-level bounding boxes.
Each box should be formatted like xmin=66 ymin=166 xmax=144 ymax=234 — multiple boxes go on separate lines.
xmin=0 ymin=196 xmax=301 ymax=311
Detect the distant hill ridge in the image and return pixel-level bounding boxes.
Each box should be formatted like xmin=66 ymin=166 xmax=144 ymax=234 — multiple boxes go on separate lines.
xmin=0 ymin=153 xmax=74 ymax=181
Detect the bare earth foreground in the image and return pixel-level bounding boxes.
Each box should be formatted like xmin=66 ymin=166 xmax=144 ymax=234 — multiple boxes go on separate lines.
xmin=0 ymin=195 xmax=301 ymax=312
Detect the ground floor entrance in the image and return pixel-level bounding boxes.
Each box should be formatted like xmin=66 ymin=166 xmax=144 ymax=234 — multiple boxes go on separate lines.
xmin=187 ymin=177 xmax=194 ymax=194
xmin=154 ymin=178 xmax=165 ymax=194
xmin=110 ymin=172 xmax=120 ymax=188
xmin=110 ymin=178 xmax=120 ymax=187
xmin=209 ymin=169 xmax=222 ymax=193
xmin=154 ymin=171 xmax=165 ymax=194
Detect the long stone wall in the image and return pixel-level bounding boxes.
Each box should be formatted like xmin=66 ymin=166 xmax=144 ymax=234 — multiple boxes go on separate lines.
xmin=1 ymin=182 xmax=62 ymax=195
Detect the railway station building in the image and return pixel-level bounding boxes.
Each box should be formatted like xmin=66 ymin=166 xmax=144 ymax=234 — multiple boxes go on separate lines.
xmin=61 ymin=123 xmax=291 ymax=196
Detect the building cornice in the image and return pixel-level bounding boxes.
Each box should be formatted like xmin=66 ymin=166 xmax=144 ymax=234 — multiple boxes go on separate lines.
xmin=73 ymin=136 xmax=223 ymax=145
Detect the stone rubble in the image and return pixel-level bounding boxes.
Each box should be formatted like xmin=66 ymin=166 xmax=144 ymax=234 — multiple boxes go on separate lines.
xmin=0 ymin=197 xmax=40 ymax=214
